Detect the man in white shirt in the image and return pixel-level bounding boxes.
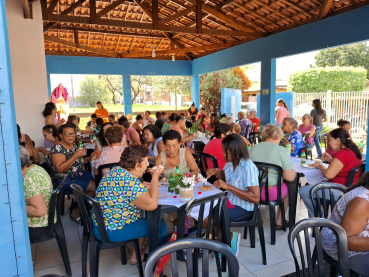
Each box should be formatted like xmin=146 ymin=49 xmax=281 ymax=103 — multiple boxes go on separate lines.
xmin=143 ymin=110 xmax=155 ymax=125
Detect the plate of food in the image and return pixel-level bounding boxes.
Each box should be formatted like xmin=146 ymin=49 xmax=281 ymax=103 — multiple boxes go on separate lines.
xmin=159 ymin=177 xmax=169 ymax=186
xmin=196 ymin=184 xmax=214 ymax=191
xmin=158 ymin=192 xmax=172 ymax=199
xmin=302 ymin=163 xmax=316 ymax=168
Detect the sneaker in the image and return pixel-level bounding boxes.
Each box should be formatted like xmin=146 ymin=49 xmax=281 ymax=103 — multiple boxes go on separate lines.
xmin=231 ymin=232 xmax=241 ymax=256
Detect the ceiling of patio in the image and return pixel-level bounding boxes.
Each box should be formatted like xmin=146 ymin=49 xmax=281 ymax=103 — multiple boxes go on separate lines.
xmin=37 ymin=0 xmax=369 ymax=61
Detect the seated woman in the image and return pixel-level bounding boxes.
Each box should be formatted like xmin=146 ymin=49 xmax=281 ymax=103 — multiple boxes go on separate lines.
xmin=169 ymin=115 xmax=197 ymax=146
xmin=161 ymin=113 xmax=176 ymax=134
xmin=206 ymin=134 xmax=260 ymax=256
xmin=225 ymin=116 xmax=235 ymax=125
xmin=203 ymin=123 xmax=231 ymax=171
xmin=118 ymin=117 xmax=141 ymax=145
xmin=323 ymin=119 xmax=352 ymax=162
xmin=132 ymin=114 xmax=144 ymax=134
xmin=299 ymin=128 xmax=363 ymax=218
xmin=93 ymin=122 xmax=114 ymax=153
xmin=49 ymin=122 xmax=96 ymax=199
xmin=229 ymin=123 xmax=251 ymax=147
xmin=143 ymin=124 xmax=165 ymax=163
xmin=91 ymin=125 xmax=125 ymax=177
xmin=18 ymin=124 xmax=41 ymax=164
xmin=94 ymin=118 xmax=104 ymax=134
xmin=20 ymin=146 xmax=54 ymax=241
xmin=281 ymin=117 xmax=304 ymax=157
xmin=155 ymin=130 xmax=200 ymax=178
xmin=42 ymin=102 xmax=65 ymax=148
xmin=68 ymin=115 xmax=94 ymax=139
xmin=93 ymin=145 xmax=167 ymax=264
xmin=249 ymin=124 xmax=296 ymax=229
xmin=248 ymin=110 xmax=260 ymax=129
xmin=322 ymin=172 xmax=369 ymax=277
xmin=37 ymin=125 xmax=59 ymax=156
xmin=298 ymin=114 xmax=316 ymax=149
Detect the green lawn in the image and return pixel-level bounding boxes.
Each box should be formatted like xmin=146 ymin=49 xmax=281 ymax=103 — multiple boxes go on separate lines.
xmin=70 ymin=104 xmax=188 ymax=114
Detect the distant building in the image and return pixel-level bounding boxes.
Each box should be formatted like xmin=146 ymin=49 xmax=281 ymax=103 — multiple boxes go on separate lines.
xmin=242 ymin=80 xmax=288 ymax=102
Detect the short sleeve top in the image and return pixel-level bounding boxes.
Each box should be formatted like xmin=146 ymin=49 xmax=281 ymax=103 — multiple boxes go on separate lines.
xmin=23 ymin=165 xmax=54 ymax=227
xmin=95 ymin=108 xmax=109 ymax=122
xmin=125 ymin=126 xmax=140 ymax=144
xmin=249 ymin=142 xmax=293 ymax=187
xmin=329 ymin=148 xmax=363 ymax=186
xmin=322 ymin=186 xmax=369 ymax=260
xmin=310 ymin=108 xmax=326 ymax=126
xmin=276 ymin=107 xmax=289 ymax=124
xmin=224 ymin=159 xmax=259 ymax=211
xmin=298 ymin=124 xmax=314 ymax=144
xmin=161 ymin=122 xmax=172 ymax=133
xmin=286 ymin=130 xmax=304 ymax=157
xmin=203 ymin=138 xmax=226 ymax=171
xmin=188 ymin=107 xmax=199 ymax=116
xmin=91 ymin=145 xmax=125 ymax=176
xmin=238 ymin=118 xmax=252 ymax=138
xmin=92 ymin=167 xmax=147 ymax=231
xmin=49 ymin=143 xmax=85 ymax=176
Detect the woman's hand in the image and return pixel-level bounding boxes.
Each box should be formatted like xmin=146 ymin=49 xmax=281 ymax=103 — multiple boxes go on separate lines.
xmin=206 ymin=168 xmax=219 ymax=179
xmin=283 ymin=140 xmax=290 ymax=146
xmin=142 ymin=181 xmax=151 ymax=189
xmin=313 ymin=161 xmax=322 ymax=168
xmin=213 ymin=179 xmax=230 ymax=190
xmin=192 ymin=132 xmax=198 ymax=139
xmin=152 ymin=165 xmax=164 ymax=178
xmin=59 ymin=118 xmax=66 ymax=124
xmin=74 ymin=148 xmax=86 ymax=158
xmin=322 ymin=153 xmax=333 ymax=162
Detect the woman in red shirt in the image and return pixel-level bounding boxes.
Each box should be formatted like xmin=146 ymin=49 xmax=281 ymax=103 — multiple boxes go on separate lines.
xmin=299 ymin=128 xmax=363 ymax=217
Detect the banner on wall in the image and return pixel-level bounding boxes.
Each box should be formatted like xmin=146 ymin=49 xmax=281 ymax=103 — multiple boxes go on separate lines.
xmin=50 ymin=83 xmax=69 ymax=121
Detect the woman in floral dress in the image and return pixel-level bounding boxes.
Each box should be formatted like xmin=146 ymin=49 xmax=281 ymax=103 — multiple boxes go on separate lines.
xmin=281 ymin=117 xmax=304 ymax=157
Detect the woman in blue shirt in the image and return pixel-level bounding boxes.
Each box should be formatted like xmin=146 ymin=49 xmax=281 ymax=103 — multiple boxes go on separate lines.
xmin=206 ymin=133 xmax=260 ymax=256
xmin=281 ymin=117 xmax=304 ymax=157
xmin=143 ymin=124 xmax=165 ymax=163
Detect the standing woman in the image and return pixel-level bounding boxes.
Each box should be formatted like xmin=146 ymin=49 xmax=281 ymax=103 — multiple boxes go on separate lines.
xmin=94 ymin=101 xmax=109 ymax=123
xmin=187 ymin=102 xmax=199 ymax=118
xmin=310 ymin=98 xmax=327 ymax=159
xmin=42 ymin=102 xmax=65 ymax=148
xmin=275 ymin=99 xmax=290 ymax=128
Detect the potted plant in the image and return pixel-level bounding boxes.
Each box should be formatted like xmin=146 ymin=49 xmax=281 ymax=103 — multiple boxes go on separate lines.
xmin=180 ymin=174 xmax=195 ymax=203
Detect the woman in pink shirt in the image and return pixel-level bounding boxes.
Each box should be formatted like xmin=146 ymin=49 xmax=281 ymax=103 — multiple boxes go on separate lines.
xmin=118 ymin=117 xmax=140 ymax=144
xmin=169 ymin=115 xmax=197 ymax=145
xmin=275 ymin=99 xmax=290 ymax=127
xmin=298 ymin=114 xmax=316 ymax=149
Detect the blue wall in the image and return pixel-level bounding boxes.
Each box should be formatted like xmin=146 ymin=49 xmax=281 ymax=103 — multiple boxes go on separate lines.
xmin=46 ymin=55 xmax=193 ymax=76
xmin=221 ymin=88 xmax=241 ymax=116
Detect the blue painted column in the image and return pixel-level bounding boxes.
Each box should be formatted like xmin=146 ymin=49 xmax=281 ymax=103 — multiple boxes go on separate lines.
xmin=122 ymin=74 xmax=132 ymax=115
xmin=191 ymin=75 xmax=200 ymax=108
xmin=259 ymin=58 xmax=277 ymax=124
xmin=0 ymin=0 xmax=33 ymax=275
xmin=47 ymin=73 xmax=52 ymax=98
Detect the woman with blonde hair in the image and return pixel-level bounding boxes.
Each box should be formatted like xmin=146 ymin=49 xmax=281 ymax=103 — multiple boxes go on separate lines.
xmin=230 ymin=123 xmax=251 ymax=146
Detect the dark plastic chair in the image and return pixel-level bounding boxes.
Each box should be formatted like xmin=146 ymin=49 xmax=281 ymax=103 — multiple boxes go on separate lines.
xmin=195 ymin=151 xmax=219 ymax=177
xmin=95 ymin=163 xmax=119 ymax=187
xmin=176 ymin=193 xmax=231 ymax=276
xmin=71 ymin=184 xmax=144 ymax=277
xmin=229 ymin=165 xmax=267 ymax=265
xmin=345 ymin=162 xmax=365 ymax=187
xmin=243 ymin=124 xmax=252 ymax=140
xmin=29 ymin=175 xmax=72 ymax=277
xmin=288 ymin=218 xmax=350 ymax=277
xmin=144 ymin=238 xmax=239 ymax=277
xmin=309 ymin=183 xmax=347 ymax=219
xmin=302 ymin=132 xmax=313 ymax=160
xmin=253 ymin=162 xmax=287 ymax=245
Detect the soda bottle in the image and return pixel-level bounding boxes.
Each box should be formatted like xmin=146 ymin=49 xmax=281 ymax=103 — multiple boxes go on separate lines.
xmin=175 ymin=165 xmax=180 ymax=175
xmin=247 ymin=145 xmax=251 ymax=150
xmin=359 ymin=140 xmax=364 ymax=153
xmin=300 ymin=150 xmax=306 ymax=165
xmin=78 ymin=141 xmax=84 ymax=149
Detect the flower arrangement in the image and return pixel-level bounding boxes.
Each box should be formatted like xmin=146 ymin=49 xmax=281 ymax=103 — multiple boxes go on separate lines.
xmin=50 ymin=83 xmax=69 ymax=104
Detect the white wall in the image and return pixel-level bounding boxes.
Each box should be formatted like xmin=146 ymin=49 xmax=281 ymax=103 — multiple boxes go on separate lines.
xmin=6 ymin=0 xmax=48 ymax=147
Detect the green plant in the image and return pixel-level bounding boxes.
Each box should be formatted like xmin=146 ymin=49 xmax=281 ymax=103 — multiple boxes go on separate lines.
xmin=288 ymin=67 xmax=367 ymax=93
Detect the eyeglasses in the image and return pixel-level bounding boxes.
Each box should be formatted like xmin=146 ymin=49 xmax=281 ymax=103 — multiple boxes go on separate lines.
xmin=64 ymin=132 xmax=76 ymax=137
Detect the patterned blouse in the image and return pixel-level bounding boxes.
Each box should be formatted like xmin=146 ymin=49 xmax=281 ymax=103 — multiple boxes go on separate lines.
xmin=161 ymin=122 xmax=172 ymax=133
xmin=238 ymin=118 xmax=252 ymax=138
xmin=322 ymin=186 xmax=369 ymax=260
xmin=286 ymin=130 xmax=304 ymax=157
xmin=48 ymin=143 xmax=84 ymax=176
xmin=92 ymin=167 xmax=147 ymax=231
xmin=23 ymin=165 xmax=54 ymax=227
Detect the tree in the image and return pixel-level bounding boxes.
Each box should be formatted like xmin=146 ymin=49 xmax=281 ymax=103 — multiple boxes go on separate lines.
xmin=314 ymin=43 xmax=369 ymax=78
xmin=100 ymin=75 xmax=123 ymax=104
xmin=288 ymin=67 xmax=367 ymax=93
xmin=151 ymin=76 xmax=191 ymax=110
xmin=77 ymin=76 xmax=111 ymax=106
xmin=200 ymin=67 xmax=251 ymax=113
xmin=131 ymin=76 xmax=152 ymax=103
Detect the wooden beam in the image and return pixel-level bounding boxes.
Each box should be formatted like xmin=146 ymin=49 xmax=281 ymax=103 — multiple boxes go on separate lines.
xmin=277 ymin=0 xmax=316 ymax=18
xmin=152 ymin=0 xmax=159 ymax=30
xmin=185 ymin=0 xmax=257 ymax=32
xmin=74 ymin=29 xmax=79 ymax=44
xmin=320 ymin=0 xmax=334 ymax=18
xmin=97 ymin=0 xmax=125 ymax=18
xmin=121 ymin=41 xmax=236 ymax=57
xmin=196 ymin=0 xmax=202 ymax=34
xmin=43 ymin=0 xmax=87 ymax=32
xmin=44 ymin=35 xmax=119 ymax=57
xmin=22 ymin=0 xmax=33 ymax=19
xmin=215 ymin=0 xmax=237 ymax=10
xmin=160 ymin=6 xmax=196 ymax=24
xmin=115 ymin=35 xmax=121 ymax=52
xmin=162 ymin=32 xmax=194 ymax=61
xmin=90 ymin=0 xmax=97 ymax=24
xmin=47 ymin=26 xmax=166 ymax=38
xmin=47 ymin=0 xmax=59 ymax=13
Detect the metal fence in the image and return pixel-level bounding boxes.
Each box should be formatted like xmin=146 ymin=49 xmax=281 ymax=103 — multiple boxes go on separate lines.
xmin=294 ymin=91 xmax=369 ymax=142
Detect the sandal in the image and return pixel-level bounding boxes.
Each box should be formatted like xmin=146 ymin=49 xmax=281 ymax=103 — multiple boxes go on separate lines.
xmin=130 ymin=253 xmax=148 ymax=265
xmin=69 ymin=199 xmax=82 ymax=225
